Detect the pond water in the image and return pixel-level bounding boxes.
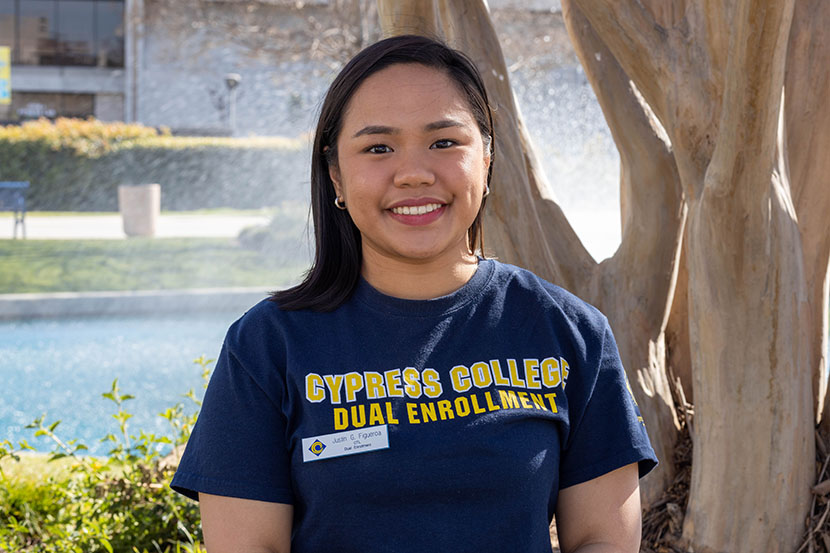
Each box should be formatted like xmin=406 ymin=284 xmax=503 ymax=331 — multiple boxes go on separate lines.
xmin=0 ymin=312 xmax=242 ymax=455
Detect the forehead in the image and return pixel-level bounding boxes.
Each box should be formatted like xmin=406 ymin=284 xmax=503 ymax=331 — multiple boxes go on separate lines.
xmin=341 ymin=63 xmax=476 ymax=131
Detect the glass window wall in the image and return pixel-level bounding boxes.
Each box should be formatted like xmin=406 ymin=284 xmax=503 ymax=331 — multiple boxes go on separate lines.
xmin=19 ymin=0 xmax=58 ymax=65
xmin=0 ymin=1 xmax=15 ymax=49
xmin=3 ymin=0 xmax=124 ymax=67
xmin=96 ymin=0 xmax=123 ymax=67
xmin=57 ymin=0 xmax=94 ymax=65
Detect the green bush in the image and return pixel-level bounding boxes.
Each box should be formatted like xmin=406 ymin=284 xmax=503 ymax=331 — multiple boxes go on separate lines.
xmin=237 ymin=200 xmax=311 ymax=262
xmin=0 ymin=357 xmax=213 ymax=553
xmin=0 ymin=118 xmax=163 ymax=157
xmin=0 ymin=118 xmax=309 ymax=211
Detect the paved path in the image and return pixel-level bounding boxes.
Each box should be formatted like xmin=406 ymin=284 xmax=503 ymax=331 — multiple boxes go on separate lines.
xmin=1 ymin=209 xmax=622 ymax=261
xmin=0 ymin=213 xmax=272 ymax=240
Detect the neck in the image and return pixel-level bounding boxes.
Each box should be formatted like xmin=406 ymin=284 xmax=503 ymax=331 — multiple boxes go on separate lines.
xmin=361 ymin=250 xmax=479 ymax=300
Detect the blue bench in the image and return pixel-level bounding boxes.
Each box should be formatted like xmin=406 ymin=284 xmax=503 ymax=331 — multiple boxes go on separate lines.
xmin=0 ymin=181 xmax=29 ymax=239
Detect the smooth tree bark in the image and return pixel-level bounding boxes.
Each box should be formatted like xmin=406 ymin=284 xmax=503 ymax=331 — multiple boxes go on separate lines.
xmin=379 ymin=0 xmax=830 ymax=552
xmin=379 ymin=1 xmax=829 ymax=551
xmin=377 ymin=0 xmax=682 ymax=507
xmin=560 ymin=0 xmax=823 ymax=551
xmin=542 ymin=1 xmax=817 ymax=552
xmin=786 ymin=0 xmax=830 ymax=428
xmin=574 ymin=1 xmax=828 ymax=551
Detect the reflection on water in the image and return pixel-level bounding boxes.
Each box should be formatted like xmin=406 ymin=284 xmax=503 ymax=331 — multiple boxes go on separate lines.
xmin=0 ymin=312 xmax=243 ymax=454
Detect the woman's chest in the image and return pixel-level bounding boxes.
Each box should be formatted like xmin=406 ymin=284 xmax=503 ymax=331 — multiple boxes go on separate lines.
xmin=281 ymin=347 xmax=574 ymax=507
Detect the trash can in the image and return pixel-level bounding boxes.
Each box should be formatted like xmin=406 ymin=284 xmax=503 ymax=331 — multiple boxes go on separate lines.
xmin=118 ymin=184 xmax=160 ymax=237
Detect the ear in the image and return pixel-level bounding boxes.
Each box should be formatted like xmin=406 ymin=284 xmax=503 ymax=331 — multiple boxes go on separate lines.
xmin=482 ymin=146 xmax=492 ymax=188
xmin=329 ymin=164 xmax=343 ymax=198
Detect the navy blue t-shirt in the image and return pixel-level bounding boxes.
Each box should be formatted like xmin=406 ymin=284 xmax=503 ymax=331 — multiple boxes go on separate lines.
xmin=172 ymin=259 xmax=657 ymax=552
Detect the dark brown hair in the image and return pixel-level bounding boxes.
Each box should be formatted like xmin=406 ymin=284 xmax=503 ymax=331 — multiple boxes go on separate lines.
xmin=272 ymin=34 xmax=494 ymax=311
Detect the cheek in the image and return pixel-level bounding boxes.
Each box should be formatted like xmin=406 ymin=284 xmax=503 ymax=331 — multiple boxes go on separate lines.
xmin=446 ymin=155 xmax=486 ymax=189
xmin=339 ymin=164 xmax=387 ymax=208
xmin=335 ymin=157 xmax=364 ymax=195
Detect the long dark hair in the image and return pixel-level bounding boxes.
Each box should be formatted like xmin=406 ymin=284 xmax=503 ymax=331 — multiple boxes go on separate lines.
xmin=272 ymin=34 xmax=495 ymax=311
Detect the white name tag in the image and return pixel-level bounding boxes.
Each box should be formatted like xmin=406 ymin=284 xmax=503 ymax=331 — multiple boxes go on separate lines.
xmin=302 ymin=424 xmax=389 ymax=462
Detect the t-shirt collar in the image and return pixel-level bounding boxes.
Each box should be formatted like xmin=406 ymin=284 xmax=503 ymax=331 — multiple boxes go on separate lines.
xmin=352 ymin=258 xmax=496 ymax=318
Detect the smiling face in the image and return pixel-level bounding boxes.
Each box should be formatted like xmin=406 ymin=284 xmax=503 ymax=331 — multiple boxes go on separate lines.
xmin=330 ymin=63 xmax=491 ymax=275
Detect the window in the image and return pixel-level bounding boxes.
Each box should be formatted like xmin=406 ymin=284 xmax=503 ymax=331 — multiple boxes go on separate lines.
xmin=3 ymin=0 xmax=124 ymax=67
xmin=19 ymin=0 xmax=59 ymax=65
xmin=57 ymin=0 xmax=95 ymax=65
xmin=0 ymin=1 xmax=14 ymax=49
xmin=96 ymin=1 xmax=123 ymax=67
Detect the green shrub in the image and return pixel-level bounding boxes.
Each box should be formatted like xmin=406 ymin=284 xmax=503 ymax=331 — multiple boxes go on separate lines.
xmin=0 ymin=357 xmax=214 ymax=553
xmin=0 ymin=118 xmax=164 ymax=157
xmin=237 ymin=200 xmax=311 ymax=263
xmin=0 ymin=118 xmax=309 ymax=211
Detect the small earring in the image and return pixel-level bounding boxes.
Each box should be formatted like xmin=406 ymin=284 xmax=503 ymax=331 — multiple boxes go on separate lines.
xmin=482 ymin=184 xmax=490 ymax=199
xmin=334 ymin=196 xmax=347 ymax=210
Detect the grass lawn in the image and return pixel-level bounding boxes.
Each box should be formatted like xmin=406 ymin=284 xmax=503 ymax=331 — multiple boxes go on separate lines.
xmin=0 ymin=238 xmax=306 ymax=294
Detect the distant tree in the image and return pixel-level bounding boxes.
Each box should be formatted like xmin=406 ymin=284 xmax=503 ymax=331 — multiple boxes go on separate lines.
xmin=143 ymin=0 xmax=381 ymax=68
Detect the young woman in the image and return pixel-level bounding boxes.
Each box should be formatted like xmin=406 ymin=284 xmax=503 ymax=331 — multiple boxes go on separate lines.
xmin=172 ymin=35 xmax=657 ymax=553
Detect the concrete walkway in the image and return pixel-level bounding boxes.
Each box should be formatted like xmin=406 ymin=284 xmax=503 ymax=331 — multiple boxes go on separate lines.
xmin=0 ymin=212 xmax=272 ymax=240
xmin=1 ymin=209 xmax=622 ymax=261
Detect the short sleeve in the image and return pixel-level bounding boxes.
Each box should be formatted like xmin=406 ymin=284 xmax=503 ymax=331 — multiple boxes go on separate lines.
xmin=170 ymin=338 xmax=294 ymax=504
xmin=558 ymin=320 xmax=658 ymax=489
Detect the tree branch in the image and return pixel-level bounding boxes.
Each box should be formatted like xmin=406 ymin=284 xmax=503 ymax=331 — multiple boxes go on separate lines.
xmin=570 ymin=0 xmax=671 ymax=124
xmin=377 ymin=0 xmax=438 ymax=37
xmin=705 ymin=0 xmax=795 ymax=197
xmin=785 ymin=0 xmax=830 ymax=425
xmin=563 ymin=0 xmax=683 ymax=328
xmin=563 ymin=0 xmax=683 ymax=504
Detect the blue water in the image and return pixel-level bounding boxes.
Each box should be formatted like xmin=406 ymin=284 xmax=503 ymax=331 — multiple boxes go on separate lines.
xmin=0 ymin=312 xmax=242 ymax=455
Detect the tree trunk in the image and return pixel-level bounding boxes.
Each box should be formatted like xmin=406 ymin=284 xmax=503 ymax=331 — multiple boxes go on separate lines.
xmin=785 ymin=0 xmax=830 ymax=428
xmin=380 ymin=0 xmax=826 ymax=550
xmin=560 ymin=0 xmax=683 ymax=508
xmin=571 ymin=0 xmax=815 ymax=551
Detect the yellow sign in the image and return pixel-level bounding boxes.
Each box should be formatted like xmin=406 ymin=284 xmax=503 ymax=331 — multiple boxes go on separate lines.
xmin=0 ymin=46 xmax=10 ymax=105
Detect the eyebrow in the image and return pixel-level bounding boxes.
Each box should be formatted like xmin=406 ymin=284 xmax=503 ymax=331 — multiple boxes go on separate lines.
xmin=351 ymin=119 xmax=465 ymax=138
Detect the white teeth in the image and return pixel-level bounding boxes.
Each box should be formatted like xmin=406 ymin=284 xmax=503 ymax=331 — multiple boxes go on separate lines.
xmin=391 ymin=203 xmax=442 ymax=215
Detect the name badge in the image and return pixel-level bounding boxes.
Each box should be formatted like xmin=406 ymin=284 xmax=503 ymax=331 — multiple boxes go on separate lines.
xmin=302 ymin=424 xmax=389 ymax=462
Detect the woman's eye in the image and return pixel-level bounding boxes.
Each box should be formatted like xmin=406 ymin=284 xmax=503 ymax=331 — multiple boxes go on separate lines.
xmin=366 ymin=144 xmax=392 ymax=154
xmin=431 ymin=139 xmax=456 ymax=149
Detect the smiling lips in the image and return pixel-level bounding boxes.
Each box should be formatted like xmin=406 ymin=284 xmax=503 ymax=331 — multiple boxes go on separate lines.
xmin=387 ymin=201 xmax=447 ymax=226
xmin=390 ymin=202 xmax=443 ymax=216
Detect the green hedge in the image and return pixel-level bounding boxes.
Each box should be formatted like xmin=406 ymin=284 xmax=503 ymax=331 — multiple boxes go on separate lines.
xmin=0 ymin=359 xmax=213 ymax=552
xmin=0 ymin=118 xmax=309 ymax=211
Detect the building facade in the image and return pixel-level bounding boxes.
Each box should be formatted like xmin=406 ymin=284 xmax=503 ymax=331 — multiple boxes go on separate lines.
xmin=1 ymin=0 xmax=568 ymax=137
xmin=0 ymin=0 xmax=357 ymax=134
xmin=0 ymin=0 xmax=128 ymax=122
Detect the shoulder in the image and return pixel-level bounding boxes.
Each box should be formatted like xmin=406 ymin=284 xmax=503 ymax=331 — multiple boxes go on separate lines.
xmin=221 ymin=297 xmax=301 ymax=359
xmin=486 ymin=259 xmax=608 ymax=332
xmin=224 ymin=296 xmax=348 ymax=355
xmin=226 ymin=298 xmax=281 ymax=341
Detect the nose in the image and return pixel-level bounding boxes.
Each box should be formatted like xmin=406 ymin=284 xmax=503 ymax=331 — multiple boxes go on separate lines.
xmin=393 ymin=149 xmax=435 ymax=188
